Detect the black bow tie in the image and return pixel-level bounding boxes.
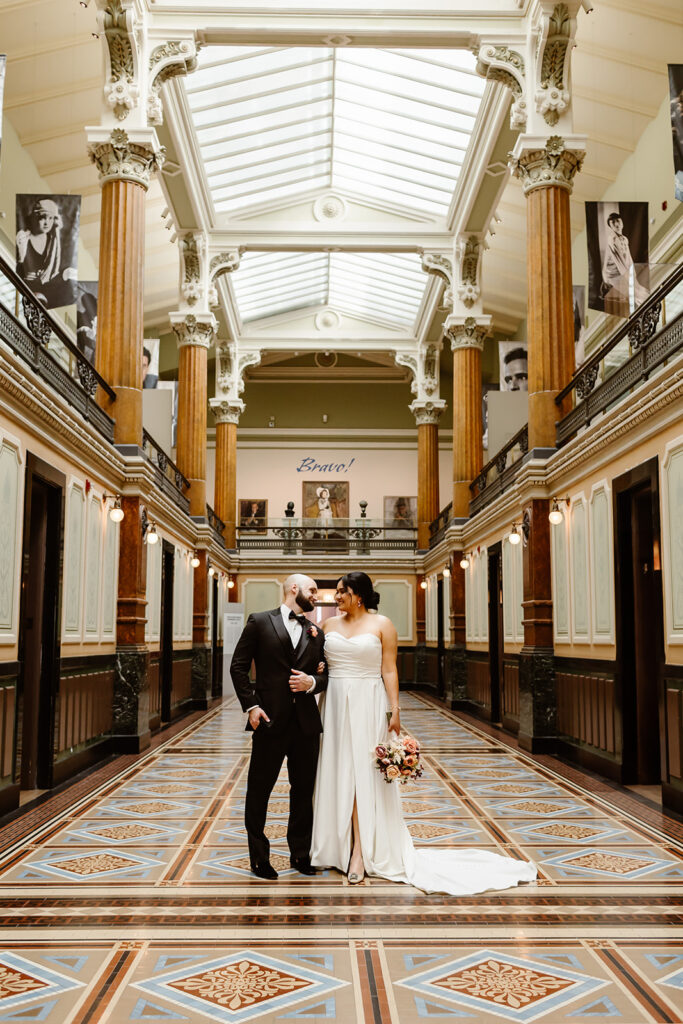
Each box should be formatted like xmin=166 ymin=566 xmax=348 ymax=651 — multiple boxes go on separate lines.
xmin=289 ymin=611 xmax=307 ymax=626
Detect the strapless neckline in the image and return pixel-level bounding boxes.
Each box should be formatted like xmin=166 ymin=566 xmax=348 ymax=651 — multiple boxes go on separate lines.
xmin=326 ymin=632 xmax=381 ymax=644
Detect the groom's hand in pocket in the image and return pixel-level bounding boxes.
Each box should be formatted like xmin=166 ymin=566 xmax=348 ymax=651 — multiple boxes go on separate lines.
xmin=248 ymin=707 xmax=270 ymax=730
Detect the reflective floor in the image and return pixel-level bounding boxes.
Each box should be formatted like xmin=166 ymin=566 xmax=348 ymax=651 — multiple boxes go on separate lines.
xmin=1 ymin=694 xmax=682 ymax=1022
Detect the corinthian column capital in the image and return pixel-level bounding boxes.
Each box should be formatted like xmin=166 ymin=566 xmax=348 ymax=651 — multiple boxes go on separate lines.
xmin=210 ymin=398 xmax=244 ymax=425
xmin=410 ymin=400 xmax=446 ymax=426
xmin=445 ymin=315 xmax=491 ymax=352
xmin=170 ymin=311 xmax=217 ymax=349
xmin=87 ymin=126 xmax=164 ymax=189
xmin=510 ymin=133 xmax=586 ymax=195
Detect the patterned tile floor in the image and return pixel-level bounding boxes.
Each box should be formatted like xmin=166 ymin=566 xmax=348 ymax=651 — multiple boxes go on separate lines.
xmin=1 ymin=694 xmax=683 ymax=1022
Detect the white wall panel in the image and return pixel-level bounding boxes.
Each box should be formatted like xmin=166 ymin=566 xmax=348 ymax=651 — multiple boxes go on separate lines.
xmin=0 ymin=436 xmax=23 ymax=645
xmin=375 ymin=579 xmax=413 ymax=642
xmin=551 ymin=512 xmax=571 ymax=643
xmin=63 ymin=481 xmax=85 ymax=640
xmin=570 ymin=495 xmax=591 ymax=642
xmin=662 ymin=437 xmax=683 ymax=645
xmin=590 ymin=482 xmax=615 ymax=643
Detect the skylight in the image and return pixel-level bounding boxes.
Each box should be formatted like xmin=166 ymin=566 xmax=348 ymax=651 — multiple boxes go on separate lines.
xmin=186 ymin=46 xmax=485 ymax=218
xmin=231 ymin=251 xmax=426 ymax=328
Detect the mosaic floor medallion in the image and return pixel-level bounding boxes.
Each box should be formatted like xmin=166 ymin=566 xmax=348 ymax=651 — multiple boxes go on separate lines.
xmin=0 ymin=954 xmax=84 ymax=1011
xmin=134 ymin=950 xmax=347 ymax=1023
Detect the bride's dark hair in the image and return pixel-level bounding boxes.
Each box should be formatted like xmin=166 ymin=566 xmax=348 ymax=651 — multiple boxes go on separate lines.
xmin=341 ymin=571 xmax=380 ymax=611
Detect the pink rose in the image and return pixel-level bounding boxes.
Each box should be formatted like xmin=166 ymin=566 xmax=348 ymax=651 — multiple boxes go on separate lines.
xmin=386 ymin=765 xmax=400 ymax=780
xmin=381 ymin=758 xmax=391 ymax=766
xmin=307 ymin=625 xmax=318 ymax=638
xmin=375 ymin=745 xmax=387 ymax=758
xmin=403 ymin=736 xmax=419 ymax=754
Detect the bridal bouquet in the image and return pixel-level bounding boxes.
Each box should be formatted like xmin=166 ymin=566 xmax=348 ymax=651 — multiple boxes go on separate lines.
xmin=374 ymin=734 xmax=423 ymax=784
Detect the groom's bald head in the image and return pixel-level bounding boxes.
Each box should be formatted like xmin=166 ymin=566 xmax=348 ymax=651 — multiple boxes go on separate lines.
xmin=283 ymin=574 xmax=318 ymax=611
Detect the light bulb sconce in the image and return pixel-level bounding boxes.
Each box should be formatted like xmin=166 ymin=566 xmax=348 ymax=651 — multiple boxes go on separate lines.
xmin=549 ymin=496 xmax=570 ymax=525
xmin=459 ymin=553 xmax=470 ymax=570
xmin=208 ymin=565 xmax=215 ymax=577
xmin=227 ymin=576 xmax=235 ymax=590
xmin=420 ymin=579 xmax=428 ymax=590
xmin=509 ymin=512 xmax=531 ymax=546
xmin=103 ymin=494 xmax=124 ymax=523
xmin=141 ymin=507 xmax=158 ymax=544
xmin=191 ymin=552 xmax=200 ymax=568
xmin=442 ymin=566 xmax=451 ymax=579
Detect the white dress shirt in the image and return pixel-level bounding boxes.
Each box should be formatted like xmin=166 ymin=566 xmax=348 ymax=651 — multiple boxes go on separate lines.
xmin=245 ymin=605 xmax=317 ymax=715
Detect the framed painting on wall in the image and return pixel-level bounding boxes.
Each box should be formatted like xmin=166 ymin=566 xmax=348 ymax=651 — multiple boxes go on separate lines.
xmin=384 ymin=496 xmax=417 ymax=528
xmin=302 ymin=481 xmax=349 ymax=522
xmin=239 ymin=498 xmax=268 ymax=533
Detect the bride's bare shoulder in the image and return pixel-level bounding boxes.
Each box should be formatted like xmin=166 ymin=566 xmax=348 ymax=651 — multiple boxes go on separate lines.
xmin=323 ymin=616 xmax=343 ymax=634
xmin=375 ymin=614 xmax=397 ymax=634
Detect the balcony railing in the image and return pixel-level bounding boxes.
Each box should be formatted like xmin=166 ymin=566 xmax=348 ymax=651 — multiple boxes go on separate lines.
xmin=237 ymin=519 xmax=417 ymax=554
xmin=0 ymin=254 xmax=116 ymax=441
xmin=142 ymin=429 xmax=190 ymax=514
xmin=469 ymin=423 xmax=529 ymax=516
xmin=429 ymin=502 xmax=452 ymax=548
xmin=206 ymin=504 xmax=226 ymax=546
xmin=556 ymin=262 xmax=683 ymax=446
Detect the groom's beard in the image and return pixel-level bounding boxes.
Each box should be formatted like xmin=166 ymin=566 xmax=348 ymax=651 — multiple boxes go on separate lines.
xmin=295 ymin=593 xmax=315 ymax=613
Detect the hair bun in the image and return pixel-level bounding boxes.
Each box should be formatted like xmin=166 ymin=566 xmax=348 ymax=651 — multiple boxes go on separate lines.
xmin=370 ymin=590 xmax=381 ymax=610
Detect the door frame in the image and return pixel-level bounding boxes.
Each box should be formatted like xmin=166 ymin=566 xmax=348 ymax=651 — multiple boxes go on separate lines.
xmin=613 ymin=456 xmax=665 ymax=783
xmin=487 ymin=541 xmax=503 ymax=724
xmin=159 ymin=540 xmax=175 ymax=723
xmin=17 ymin=453 xmax=65 ymax=790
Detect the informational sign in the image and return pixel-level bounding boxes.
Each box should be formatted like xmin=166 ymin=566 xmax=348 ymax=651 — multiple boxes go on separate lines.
xmin=222 ymin=604 xmax=245 ymax=695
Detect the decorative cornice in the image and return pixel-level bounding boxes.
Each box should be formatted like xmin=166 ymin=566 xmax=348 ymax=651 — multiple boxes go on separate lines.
xmin=445 ymin=316 xmax=491 ymax=351
xmin=147 ymin=39 xmax=199 ymax=126
xmin=476 ymin=43 xmax=527 ymax=130
xmin=210 ymin=398 xmax=244 ymax=425
xmin=536 ymin=3 xmax=573 ymax=127
xmin=170 ymin=312 xmax=217 ymax=349
xmin=510 ymin=134 xmax=585 ymax=195
xmin=87 ymin=127 xmax=164 ymax=189
xmin=410 ymin=399 xmax=446 ymax=426
xmin=455 ymin=235 xmax=485 ymax=310
xmin=100 ymin=0 xmax=139 ymax=122
xmin=180 ymin=233 xmax=202 ymax=307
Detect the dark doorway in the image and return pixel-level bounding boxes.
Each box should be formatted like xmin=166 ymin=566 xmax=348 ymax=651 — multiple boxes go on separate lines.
xmin=211 ymin=574 xmax=221 ymax=698
xmin=18 ymin=456 xmax=64 ymax=792
xmin=488 ymin=543 xmax=503 ymax=724
xmin=614 ymin=458 xmax=664 ymax=785
xmin=436 ymin=577 xmax=445 ymax=699
xmin=159 ymin=541 xmax=175 ymax=723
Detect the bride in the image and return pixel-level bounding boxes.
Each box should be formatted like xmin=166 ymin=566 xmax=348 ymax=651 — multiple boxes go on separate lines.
xmin=310 ymin=571 xmax=537 ymax=895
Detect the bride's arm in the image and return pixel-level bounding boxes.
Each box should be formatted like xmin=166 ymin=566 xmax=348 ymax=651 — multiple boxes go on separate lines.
xmin=379 ymin=617 xmax=400 ymax=735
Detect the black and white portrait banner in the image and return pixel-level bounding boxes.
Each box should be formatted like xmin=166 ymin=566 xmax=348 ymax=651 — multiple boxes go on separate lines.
xmin=669 ymin=65 xmax=683 ymax=202
xmin=76 ymin=281 xmax=98 ymax=364
xmin=585 ymin=201 xmax=649 ymax=318
xmin=16 ymin=194 xmax=81 ymax=309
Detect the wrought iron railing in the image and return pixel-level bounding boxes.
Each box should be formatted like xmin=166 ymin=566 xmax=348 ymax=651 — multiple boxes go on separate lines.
xmin=469 ymin=423 xmax=529 ymax=516
xmin=206 ymin=504 xmax=226 ymax=545
xmin=556 ymin=262 xmax=683 ymax=446
xmin=142 ymin=429 xmax=190 ymax=513
xmin=237 ymin=519 xmax=417 ymax=554
xmin=429 ymin=502 xmax=452 ymax=548
xmin=0 ymin=253 xmax=116 ymax=441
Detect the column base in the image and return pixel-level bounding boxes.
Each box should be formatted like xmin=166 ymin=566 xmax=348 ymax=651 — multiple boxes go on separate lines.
xmin=453 ymin=480 xmax=472 ymax=518
xmin=529 ymin=389 xmax=562 ymax=450
xmin=113 ymin=647 xmax=150 ymax=746
xmin=518 ymin=645 xmax=556 ymax=750
xmin=191 ymin=644 xmax=212 ymax=708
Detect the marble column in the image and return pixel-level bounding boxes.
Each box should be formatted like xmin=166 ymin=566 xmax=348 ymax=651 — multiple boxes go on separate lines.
xmin=413 ymin=404 xmax=442 ymax=549
xmin=87 ymin=128 xmax=164 ymax=753
xmin=171 ymin=314 xmax=215 ymax=519
xmin=446 ymin=318 xmax=490 ymax=518
xmin=210 ymin=399 xmax=242 ymax=548
xmin=511 ymin=137 xmax=584 ymax=449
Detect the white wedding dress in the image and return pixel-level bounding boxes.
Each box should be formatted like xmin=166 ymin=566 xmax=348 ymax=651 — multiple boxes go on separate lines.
xmin=310 ymin=631 xmax=537 ymax=895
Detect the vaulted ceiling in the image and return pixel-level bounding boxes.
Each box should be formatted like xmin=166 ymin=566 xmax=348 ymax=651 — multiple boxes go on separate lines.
xmin=1 ymin=0 xmax=681 ymax=355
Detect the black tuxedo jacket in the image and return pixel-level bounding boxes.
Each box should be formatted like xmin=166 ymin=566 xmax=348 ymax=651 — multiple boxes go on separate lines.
xmin=230 ymin=608 xmax=328 ymax=736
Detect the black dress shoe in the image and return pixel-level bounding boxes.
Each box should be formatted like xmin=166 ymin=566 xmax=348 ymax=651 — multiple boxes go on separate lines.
xmin=290 ymin=856 xmax=317 ymax=876
xmin=251 ymin=861 xmax=278 ymax=880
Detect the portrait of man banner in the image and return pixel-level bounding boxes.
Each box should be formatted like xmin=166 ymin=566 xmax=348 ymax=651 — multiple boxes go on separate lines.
xmin=585 ymin=201 xmax=649 ymax=317
xmin=143 ymin=338 xmax=160 ymax=389
xmin=669 ymin=65 xmax=683 ymax=202
xmin=76 ymin=281 xmax=98 ymax=365
xmin=16 ymin=194 xmax=81 ymax=309
xmin=498 ymin=342 xmax=528 ymax=392
xmin=239 ymin=499 xmax=268 ymax=534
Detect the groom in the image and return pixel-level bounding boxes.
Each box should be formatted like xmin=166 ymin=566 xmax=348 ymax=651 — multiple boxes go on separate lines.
xmin=230 ymin=574 xmax=327 ymax=879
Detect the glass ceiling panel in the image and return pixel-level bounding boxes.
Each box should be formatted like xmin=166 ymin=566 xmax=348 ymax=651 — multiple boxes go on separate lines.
xmin=186 ymin=44 xmax=485 ymax=220
xmin=230 ymin=252 xmax=426 ymax=327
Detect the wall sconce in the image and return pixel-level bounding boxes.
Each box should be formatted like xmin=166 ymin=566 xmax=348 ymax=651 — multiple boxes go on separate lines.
xmin=103 ymin=494 xmax=124 ymax=522
xmin=443 ymin=566 xmax=451 ymax=578
xmin=420 ymin=579 xmax=428 ymax=590
xmin=227 ymin=577 xmax=235 ymax=590
xmin=549 ymin=496 xmax=570 ymax=525
xmin=508 ymin=524 xmax=521 ymax=545
xmin=208 ymin=566 xmax=215 ymax=577
xmin=141 ymin=508 xmax=158 ymax=544
xmin=191 ymin=552 xmax=200 ymax=568
xmin=459 ymin=553 xmax=470 ymax=569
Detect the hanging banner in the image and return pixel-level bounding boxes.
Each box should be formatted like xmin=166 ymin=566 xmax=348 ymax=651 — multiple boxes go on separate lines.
xmin=573 ymin=285 xmax=586 ymax=368
xmin=16 ymin=194 xmax=81 ymax=309
xmin=143 ymin=338 xmax=160 ymax=389
xmin=498 ymin=341 xmax=528 ymax=392
xmin=585 ymin=201 xmax=649 ymax=317
xmin=669 ymin=65 xmax=683 ymax=202
xmin=76 ymin=280 xmax=98 ymax=364
xmin=0 ymin=57 xmax=6 ymax=168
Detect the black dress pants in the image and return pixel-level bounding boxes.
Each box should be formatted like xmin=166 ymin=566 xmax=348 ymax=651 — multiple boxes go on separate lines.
xmin=245 ymin=712 xmax=320 ymax=865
